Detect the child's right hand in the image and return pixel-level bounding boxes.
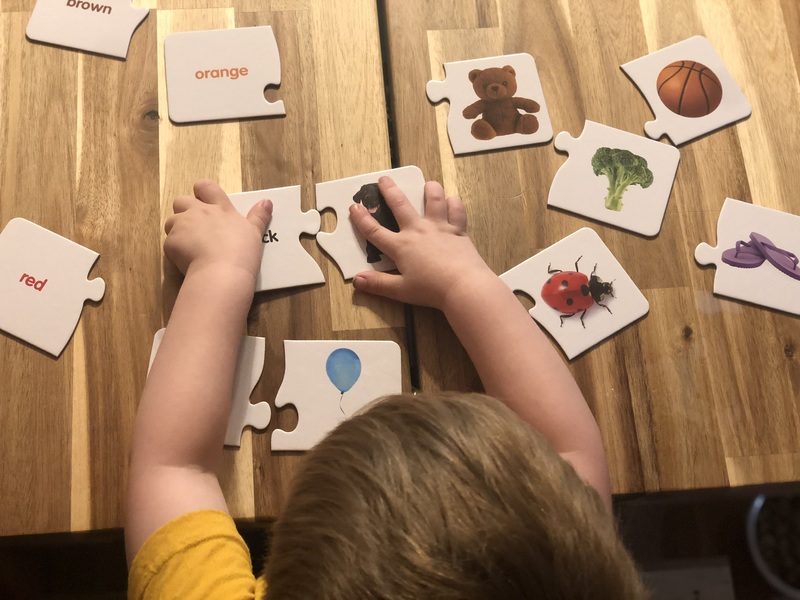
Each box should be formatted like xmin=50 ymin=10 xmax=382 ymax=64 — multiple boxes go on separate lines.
xmin=349 ymin=177 xmax=496 ymax=311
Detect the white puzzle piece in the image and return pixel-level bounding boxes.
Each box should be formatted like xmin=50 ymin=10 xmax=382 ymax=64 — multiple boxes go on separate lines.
xmin=272 ymin=340 xmax=402 ymax=451
xmin=26 ymin=0 xmax=148 ymax=59
xmin=164 ymin=26 xmax=285 ymax=123
xmin=621 ymin=36 xmax=751 ymax=145
xmin=548 ymin=121 xmax=680 ymax=236
xmin=500 ymin=228 xmax=649 ymax=360
xmin=148 ymin=329 xmax=270 ymax=447
xmin=426 ymin=53 xmax=553 ymax=155
xmin=315 ymin=166 xmax=425 ymax=280
xmin=695 ymin=198 xmax=800 ymax=316
xmin=229 ymin=186 xmax=324 ymax=292
xmin=0 ymin=218 xmax=105 ymax=357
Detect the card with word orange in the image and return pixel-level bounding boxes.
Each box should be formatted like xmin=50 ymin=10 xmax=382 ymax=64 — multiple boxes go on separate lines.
xmin=164 ymin=26 xmax=285 ymax=123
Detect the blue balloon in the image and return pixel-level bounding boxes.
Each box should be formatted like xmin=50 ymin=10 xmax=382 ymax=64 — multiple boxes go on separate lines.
xmin=326 ymin=348 xmax=361 ymax=394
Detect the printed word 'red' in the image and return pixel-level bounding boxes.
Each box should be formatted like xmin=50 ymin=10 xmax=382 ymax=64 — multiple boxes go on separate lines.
xmin=66 ymin=0 xmax=112 ymax=14
xmin=195 ymin=67 xmax=249 ymax=81
xmin=19 ymin=273 xmax=48 ymax=291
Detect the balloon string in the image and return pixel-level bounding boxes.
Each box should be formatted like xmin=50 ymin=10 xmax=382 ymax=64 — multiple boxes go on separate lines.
xmin=339 ymin=392 xmax=345 ymax=416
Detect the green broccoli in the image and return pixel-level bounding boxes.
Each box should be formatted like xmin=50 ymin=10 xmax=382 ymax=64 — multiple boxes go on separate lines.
xmin=591 ymin=147 xmax=654 ymax=211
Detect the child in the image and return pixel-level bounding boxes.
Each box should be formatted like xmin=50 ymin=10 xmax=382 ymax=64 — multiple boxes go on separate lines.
xmin=126 ymin=177 xmax=647 ymax=599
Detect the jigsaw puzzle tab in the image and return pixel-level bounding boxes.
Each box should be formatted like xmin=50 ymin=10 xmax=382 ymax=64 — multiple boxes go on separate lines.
xmin=427 ymin=53 xmax=552 ymax=155
xmin=229 ymin=186 xmax=324 ymax=292
xmin=695 ymin=198 xmax=800 ymax=316
xmin=315 ymin=166 xmax=425 ymax=280
xmin=621 ymin=36 xmax=751 ymax=145
xmin=165 ymin=26 xmax=285 ymax=123
xmin=548 ymin=120 xmax=680 ymax=236
xmin=148 ymin=329 xmax=269 ymax=447
xmin=0 ymin=218 xmax=105 ymax=357
xmin=272 ymin=340 xmax=401 ymax=451
xmin=26 ymin=0 xmax=148 ymax=59
xmin=500 ymin=228 xmax=649 ymax=360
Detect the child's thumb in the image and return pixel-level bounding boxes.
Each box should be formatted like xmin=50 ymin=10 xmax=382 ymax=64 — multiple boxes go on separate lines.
xmin=247 ymin=199 xmax=273 ymax=232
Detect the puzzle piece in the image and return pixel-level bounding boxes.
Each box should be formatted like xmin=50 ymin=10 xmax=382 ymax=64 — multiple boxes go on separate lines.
xmin=0 ymin=218 xmax=105 ymax=356
xmin=695 ymin=198 xmax=800 ymax=316
xmin=164 ymin=26 xmax=285 ymax=123
xmin=315 ymin=166 xmax=425 ymax=280
xmin=148 ymin=329 xmax=269 ymax=447
xmin=426 ymin=53 xmax=552 ymax=155
xmin=229 ymin=186 xmax=324 ymax=292
xmin=548 ymin=120 xmax=680 ymax=236
xmin=500 ymin=228 xmax=649 ymax=360
xmin=272 ymin=340 xmax=401 ymax=451
xmin=26 ymin=0 xmax=148 ymax=59
xmin=621 ymin=36 xmax=751 ymax=145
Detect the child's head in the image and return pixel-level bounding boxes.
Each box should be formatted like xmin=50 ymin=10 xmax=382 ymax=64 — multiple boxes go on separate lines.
xmin=264 ymin=393 xmax=647 ymax=599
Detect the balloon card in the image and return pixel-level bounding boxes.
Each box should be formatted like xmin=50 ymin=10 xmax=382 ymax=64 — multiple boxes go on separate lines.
xmin=548 ymin=121 xmax=680 ymax=236
xmin=272 ymin=340 xmax=402 ymax=451
xmin=500 ymin=228 xmax=649 ymax=359
xmin=621 ymin=36 xmax=751 ymax=145
xmin=695 ymin=198 xmax=800 ymax=315
xmin=164 ymin=26 xmax=285 ymax=123
xmin=426 ymin=53 xmax=553 ymax=155
xmin=148 ymin=329 xmax=270 ymax=447
xmin=228 ymin=186 xmax=324 ymax=293
xmin=0 ymin=218 xmax=105 ymax=357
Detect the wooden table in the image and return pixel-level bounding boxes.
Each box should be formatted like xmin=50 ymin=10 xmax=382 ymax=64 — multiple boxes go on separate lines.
xmin=0 ymin=0 xmax=798 ymax=537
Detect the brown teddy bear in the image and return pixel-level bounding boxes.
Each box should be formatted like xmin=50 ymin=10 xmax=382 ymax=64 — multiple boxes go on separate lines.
xmin=462 ymin=65 xmax=540 ymax=140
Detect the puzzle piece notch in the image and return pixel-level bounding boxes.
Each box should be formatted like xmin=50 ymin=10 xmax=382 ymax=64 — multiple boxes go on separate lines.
xmin=148 ymin=329 xmax=270 ymax=448
xmin=425 ymin=78 xmax=448 ymax=104
xmin=694 ymin=242 xmax=717 ymax=266
xmin=26 ymin=0 xmax=149 ymax=59
xmin=271 ymin=340 xmax=402 ymax=451
xmin=553 ymin=130 xmax=578 ymax=153
xmin=0 ymin=218 xmax=105 ymax=356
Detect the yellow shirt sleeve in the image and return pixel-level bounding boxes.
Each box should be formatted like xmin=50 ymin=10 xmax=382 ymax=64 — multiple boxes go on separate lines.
xmin=128 ymin=510 xmax=267 ymax=600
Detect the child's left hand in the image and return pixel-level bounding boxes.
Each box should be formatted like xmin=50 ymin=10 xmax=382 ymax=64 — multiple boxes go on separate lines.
xmin=164 ymin=180 xmax=272 ymax=280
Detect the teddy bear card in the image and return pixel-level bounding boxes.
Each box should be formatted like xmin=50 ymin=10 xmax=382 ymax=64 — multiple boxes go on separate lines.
xmin=427 ymin=53 xmax=553 ymax=155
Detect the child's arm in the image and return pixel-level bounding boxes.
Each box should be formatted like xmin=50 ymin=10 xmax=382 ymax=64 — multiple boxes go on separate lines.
xmin=125 ymin=181 xmax=272 ymax=565
xmin=349 ymin=177 xmax=612 ymax=504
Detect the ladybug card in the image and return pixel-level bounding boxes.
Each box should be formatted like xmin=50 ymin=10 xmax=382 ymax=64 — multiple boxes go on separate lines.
xmin=500 ymin=228 xmax=649 ymax=360
xmin=695 ymin=198 xmax=800 ymax=316
xmin=621 ymin=36 xmax=751 ymax=145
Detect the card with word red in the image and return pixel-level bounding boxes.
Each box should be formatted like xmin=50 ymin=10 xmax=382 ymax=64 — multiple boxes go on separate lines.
xmin=695 ymin=198 xmax=800 ymax=316
xmin=148 ymin=329 xmax=269 ymax=447
xmin=548 ymin=121 xmax=680 ymax=236
xmin=0 ymin=219 xmax=105 ymax=356
xmin=26 ymin=0 xmax=148 ymax=59
xmin=621 ymin=36 xmax=751 ymax=145
xmin=229 ymin=186 xmax=324 ymax=292
xmin=272 ymin=340 xmax=402 ymax=451
xmin=426 ymin=53 xmax=552 ymax=155
xmin=164 ymin=26 xmax=285 ymax=123
xmin=315 ymin=166 xmax=425 ymax=280
xmin=500 ymin=228 xmax=649 ymax=360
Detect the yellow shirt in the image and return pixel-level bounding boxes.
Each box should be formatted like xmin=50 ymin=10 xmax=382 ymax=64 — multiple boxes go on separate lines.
xmin=128 ymin=510 xmax=267 ymax=600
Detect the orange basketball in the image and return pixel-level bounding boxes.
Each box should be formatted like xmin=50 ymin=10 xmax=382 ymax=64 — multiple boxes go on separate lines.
xmin=656 ymin=60 xmax=723 ymax=118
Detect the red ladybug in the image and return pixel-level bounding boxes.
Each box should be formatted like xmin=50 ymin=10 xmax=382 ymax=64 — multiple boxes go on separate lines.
xmin=541 ymin=256 xmax=614 ymax=327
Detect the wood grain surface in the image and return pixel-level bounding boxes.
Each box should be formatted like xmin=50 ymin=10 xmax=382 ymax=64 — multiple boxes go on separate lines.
xmin=0 ymin=0 xmax=797 ymax=536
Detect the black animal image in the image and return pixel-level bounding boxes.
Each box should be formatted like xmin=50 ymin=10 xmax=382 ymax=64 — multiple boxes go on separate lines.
xmin=352 ymin=183 xmax=399 ymax=263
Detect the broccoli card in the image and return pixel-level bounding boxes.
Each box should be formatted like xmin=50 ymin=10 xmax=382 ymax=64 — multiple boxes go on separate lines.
xmin=547 ymin=120 xmax=680 ymax=237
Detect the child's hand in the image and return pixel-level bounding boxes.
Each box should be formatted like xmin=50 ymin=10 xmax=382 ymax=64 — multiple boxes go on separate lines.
xmin=349 ymin=177 xmax=495 ymax=311
xmin=164 ymin=180 xmax=272 ymax=280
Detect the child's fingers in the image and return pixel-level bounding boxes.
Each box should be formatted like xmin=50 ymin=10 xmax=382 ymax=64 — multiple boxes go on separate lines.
xmin=447 ymin=196 xmax=468 ymax=233
xmin=352 ymin=270 xmax=406 ymax=302
xmin=423 ymin=181 xmax=448 ymax=222
xmin=164 ymin=214 xmax=177 ymax=234
xmin=246 ymin=199 xmax=273 ymax=233
xmin=172 ymin=195 xmax=199 ymax=214
xmin=349 ymin=203 xmax=396 ymax=256
xmin=193 ymin=179 xmax=233 ymax=207
xmin=378 ymin=176 xmax=420 ymax=228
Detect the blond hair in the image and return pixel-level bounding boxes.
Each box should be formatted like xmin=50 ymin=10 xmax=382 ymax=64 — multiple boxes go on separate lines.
xmin=264 ymin=393 xmax=648 ymax=599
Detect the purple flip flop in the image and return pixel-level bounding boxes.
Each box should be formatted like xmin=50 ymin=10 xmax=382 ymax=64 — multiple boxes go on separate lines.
xmin=749 ymin=232 xmax=800 ymax=281
xmin=721 ymin=239 xmax=766 ymax=268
